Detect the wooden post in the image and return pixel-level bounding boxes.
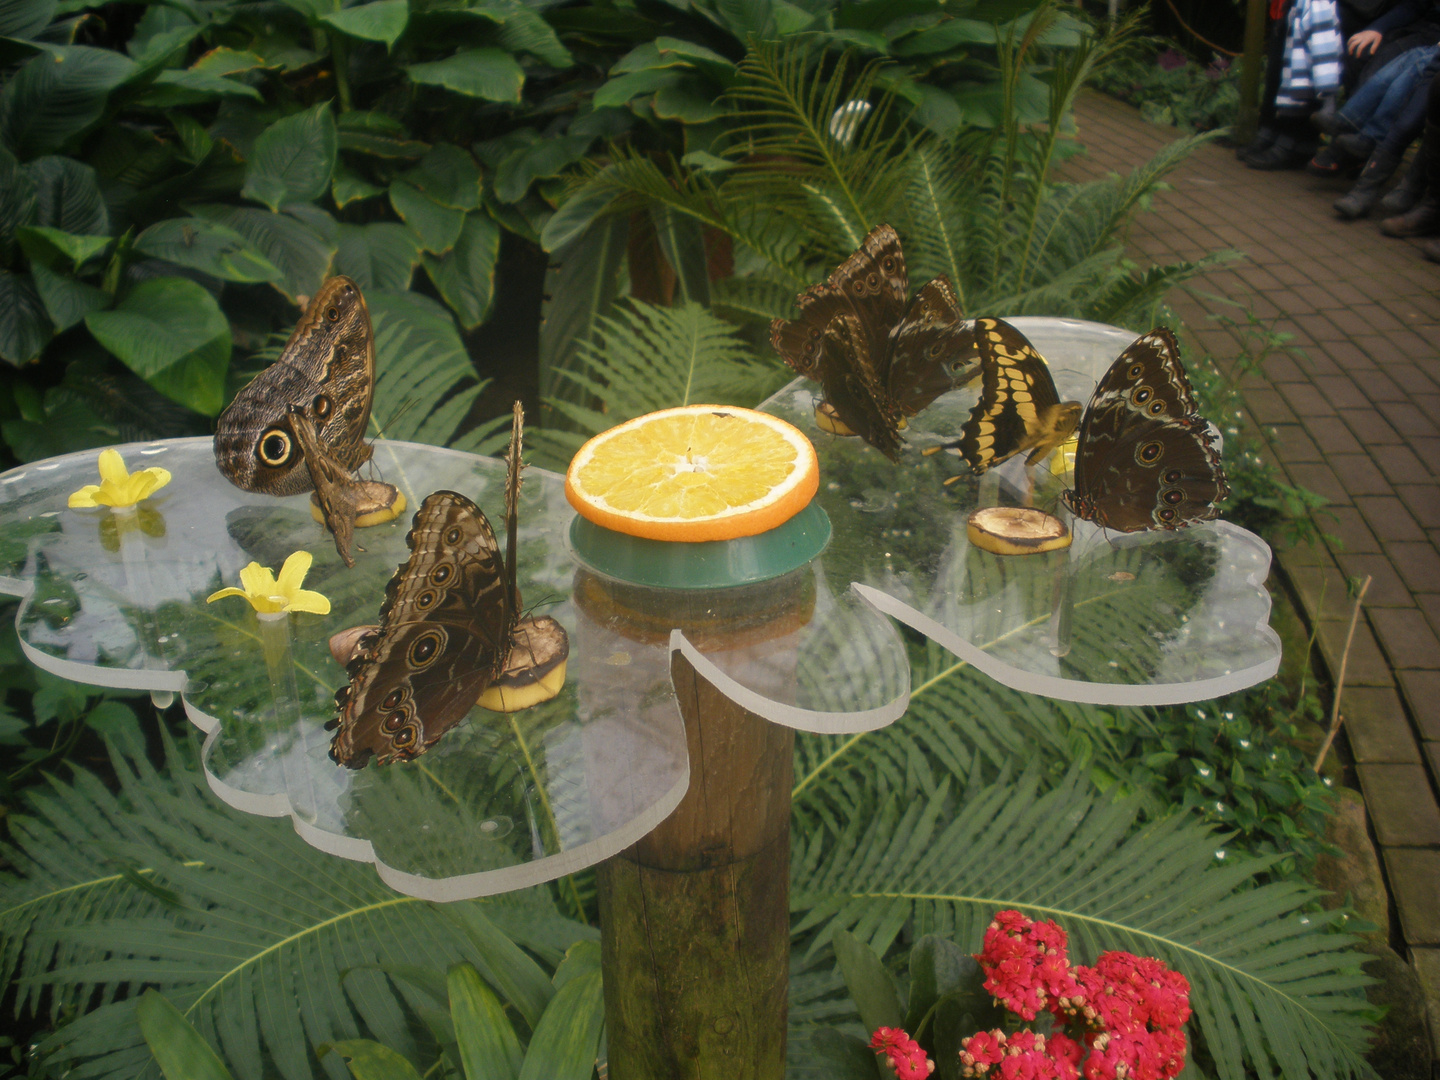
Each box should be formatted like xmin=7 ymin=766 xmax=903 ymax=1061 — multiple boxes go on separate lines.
xmin=1235 ymin=0 xmax=1269 ymax=144
xmin=596 ymin=655 xmax=794 ymax=1079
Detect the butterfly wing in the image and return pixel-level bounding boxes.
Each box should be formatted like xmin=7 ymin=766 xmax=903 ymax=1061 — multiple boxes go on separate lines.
xmin=770 ymin=225 xmax=909 ymax=457
xmin=215 ymin=277 xmax=375 ymax=497
xmin=884 ymin=277 xmax=980 ymax=417
xmin=949 ymin=318 xmax=1081 ymax=475
xmin=289 ymin=409 xmax=368 ymax=567
xmin=1065 ymin=329 xmax=1228 ymax=531
xmin=329 ymin=491 xmax=513 ymax=768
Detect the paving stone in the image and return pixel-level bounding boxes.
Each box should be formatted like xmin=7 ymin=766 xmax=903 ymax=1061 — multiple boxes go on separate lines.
xmin=1359 ymin=764 xmax=1440 ymax=845
xmin=1373 ymin=445 xmax=1435 ymax=486
xmin=1288 ymin=462 xmax=1350 ymax=505
xmin=1371 ymin=608 xmax=1440 ymax=670
xmin=1397 ymin=484 xmax=1440 ymax=529
xmin=1388 ymin=542 xmax=1440 ymax=594
xmin=1328 ymin=454 xmax=1393 ymax=497
xmin=1400 ymin=671 xmax=1440 ymax=742
xmin=1339 ymin=408 xmax=1404 ymax=445
xmin=1390 ymin=366 xmax=1440 ymax=396
xmin=1427 ymin=743 xmax=1440 ymax=786
xmin=1411 ymin=948 xmax=1440 ymax=1057
xmin=1344 ymin=687 xmax=1423 ymax=763
xmin=1267 ymin=423 xmax=1323 ymax=463
xmin=1380 ymin=401 xmax=1440 ymax=438
xmin=1322 ymin=506 xmax=1382 ymax=556
xmin=1317 ymin=619 xmax=1398 ymax=687
xmin=1355 ymin=495 xmax=1426 ymax=542
xmin=1287 ymin=562 xmax=1364 ymax=622
xmin=1335 ymin=553 xmax=1420 ymax=607
xmin=1240 ymin=388 xmax=1299 ymax=425
xmin=1385 ymin=849 xmax=1440 ymax=946
xmin=1279 ymin=382 xmax=1339 ymax=418
xmin=1299 ymin=415 xmax=1364 ymax=456
xmin=1312 ymin=375 xmax=1371 ymax=409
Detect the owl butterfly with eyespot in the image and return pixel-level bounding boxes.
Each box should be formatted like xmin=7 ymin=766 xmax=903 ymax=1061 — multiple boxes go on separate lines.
xmin=926 ymin=318 xmax=1083 ymax=478
xmin=770 ymin=225 xmax=979 ymax=461
xmin=328 ymin=405 xmax=526 ymax=769
xmin=214 ymin=276 xmax=397 ymax=567
xmin=1062 ymin=328 xmax=1229 ymax=532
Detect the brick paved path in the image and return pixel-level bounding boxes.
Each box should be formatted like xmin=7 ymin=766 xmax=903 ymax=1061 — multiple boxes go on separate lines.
xmin=1066 ymin=90 xmax=1440 ymax=1049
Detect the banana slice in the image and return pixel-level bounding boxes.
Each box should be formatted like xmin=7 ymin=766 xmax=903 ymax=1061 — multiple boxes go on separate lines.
xmin=967 ymin=507 xmax=1071 ymax=556
xmin=310 ymin=484 xmax=406 ymax=528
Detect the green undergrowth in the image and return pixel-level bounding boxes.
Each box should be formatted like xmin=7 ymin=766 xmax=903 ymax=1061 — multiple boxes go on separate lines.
xmin=1092 ymin=40 xmax=1243 ymax=133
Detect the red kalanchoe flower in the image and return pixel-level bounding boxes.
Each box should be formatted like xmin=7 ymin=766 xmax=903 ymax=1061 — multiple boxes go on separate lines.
xmin=869 ymin=1026 xmax=935 ymax=1080
xmin=959 ymin=1029 xmax=1007 ymax=1076
xmin=976 ymin=911 xmax=1078 ymax=1020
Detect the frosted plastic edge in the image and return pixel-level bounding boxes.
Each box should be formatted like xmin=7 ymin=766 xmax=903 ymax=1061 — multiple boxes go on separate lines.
xmin=851 ymin=519 xmax=1283 ymax=706
xmin=668 ymin=590 xmax=911 ymax=735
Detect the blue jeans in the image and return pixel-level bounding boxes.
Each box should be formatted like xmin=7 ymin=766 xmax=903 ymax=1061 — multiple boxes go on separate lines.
xmin=1340 ymin=45 xmax=1440 ymax=142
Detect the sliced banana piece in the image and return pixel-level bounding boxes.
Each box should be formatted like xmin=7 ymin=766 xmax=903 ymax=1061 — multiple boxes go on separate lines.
xmin=967 ymin=506 xmax=1071 ymax=556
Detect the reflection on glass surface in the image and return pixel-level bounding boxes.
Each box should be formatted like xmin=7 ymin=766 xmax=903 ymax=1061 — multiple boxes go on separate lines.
xmin=762 ymin=317 xmax=1282 ymax=705
xmin=0 ymin=436 xmax=910 ymax=898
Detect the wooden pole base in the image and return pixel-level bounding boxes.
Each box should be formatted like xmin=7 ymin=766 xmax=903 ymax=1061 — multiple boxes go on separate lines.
xmin=597 ymin=650 xmax=794 ymax=1080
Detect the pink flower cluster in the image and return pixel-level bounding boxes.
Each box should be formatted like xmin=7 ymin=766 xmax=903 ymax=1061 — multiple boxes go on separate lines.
xmin=961 ymin=910 xmax=1191 ymax=1080
xmin=870 ymin=1027 xmax=936 ymax=1079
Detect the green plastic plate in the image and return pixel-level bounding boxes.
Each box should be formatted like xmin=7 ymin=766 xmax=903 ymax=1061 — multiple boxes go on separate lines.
xmin=567 ymin=502 xmax=832 ymax=590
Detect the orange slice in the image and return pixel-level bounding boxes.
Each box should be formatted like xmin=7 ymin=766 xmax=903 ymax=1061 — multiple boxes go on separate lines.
xmin=565 ymin=405 xmax=819 ymax=542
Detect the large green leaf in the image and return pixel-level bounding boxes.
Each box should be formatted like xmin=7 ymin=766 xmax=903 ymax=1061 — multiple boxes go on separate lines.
xmin=241 ymin=101 xmax=337 ymax=211
xmin=421 ymin=212 xmax=499 ymax=329
xmin=0 ymin=0 xmax=56 ymax=40
xmin=24 ymin=154 xmax=108 ymax=234
xmin=15 ymin=224 xmax=110 ymax=269
xmin=336 ymin=111 xmax=428 ymax=158
xmin=85 ymin=277 xmax=230 ymax=415
xmin=401 ymin=143 xmax=481 ymax=211
xmin=389 ymin=179 xmax=463 ymax=255
xmin=535 ymin=212 xmax=623 ymax=413
xmin=0 ymin=147 xmax=38 ymax=245
xmin=515 ymin=963 xmax=602 ymax=1080
xmin=188 ymin=203 xmax=337 ymax=303
xmin=134 ymin=218 xmax=284 ymax=283
xmin=319 ymin=0 xmax=408 ymax=48
xmin=137 ymin=991 xmax=236 ymax=1080
xmin=0 ymin=268 xmax=51 ymax=365
xmin=320 ymin=1042 xmax=424 ymax=1080
xmin=28 ymin=258 xmax=108 ymax=331
xmin=406 ymin=48 xmax=524 ymax=103
xmin=0 ymin=46 xmax=136 ymax=159
xmin=448 ymin=964 xmax=522 ymax=1080
xmin=493 ymin=135 xmax=589 ymax=204
xmin=335 ymin=222 xmax=419 ymax=291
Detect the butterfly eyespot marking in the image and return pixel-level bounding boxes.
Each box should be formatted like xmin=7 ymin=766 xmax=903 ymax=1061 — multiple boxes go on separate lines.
xmin=392 ymin=725 xmax=417 ymax=748
xmin=313 ymin=394 xmax=332 ymax=419
xmin=381 ymin=687 xmax=406 ymax=711
xmin=1148 ymin=400 xmax=1166 ymax=415
xmin=1164 ymin=488 xmax=1186 ymax=505
xmin=1137 ymin=441 xmax=1164 ymax=464
xmin=430 ymin=564 xmax=453 ymax=586
xmin=444 ymin=526 xmax=462 ymax=545
xmin=381 ymin=710 xmax=407 ymax=733
xmin=416 ymin=590 xmax=437 ymax=609
xmin=326 ymin=306 xmax=340 ymax=322
xmin=257 ymin=429 xmax=292 ymax=467
xmin=1164 ymin=468 xmax=1183 ymax=483
xmin=1132 ymin=386 xmax=1152 ymax=404
xmin=409 ymin=630 xmax=443 ymax=667
xmin=1158 ymin=507 xmax=1177 ymax=522
xmin=1128 ymin=363 xmax=1145 ymax=379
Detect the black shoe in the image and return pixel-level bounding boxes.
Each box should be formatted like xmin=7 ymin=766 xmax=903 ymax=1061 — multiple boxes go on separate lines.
xmin=1236 ymin=127 xmax=1277 ymax=163
xmin=1380 ymin=156 xmax=1426 ymax=215
xmin=1311 ymin=96 xmax=1339 ymax=135
xmin=1380 ymin=197 xmax=1440 ymax=237
xmin=1307 ymin=143 xmax=1348 ymax=177
xmin=1334 ymin=147 xmax=1403 ymax=219
xmin=1334 ymin=132 xmax=1376 ymax=161
xmin=1422 ymin=238 xmax=1440 ymax=264
xmin=1248 ymin=143 xmax=1312 ymax=170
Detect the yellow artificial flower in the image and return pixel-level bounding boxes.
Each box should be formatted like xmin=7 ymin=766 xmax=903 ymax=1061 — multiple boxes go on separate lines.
xmin=206 ymin=551 xmax=331 ymax=615
xmin=68 ymin=449 xmax=172 ymax=509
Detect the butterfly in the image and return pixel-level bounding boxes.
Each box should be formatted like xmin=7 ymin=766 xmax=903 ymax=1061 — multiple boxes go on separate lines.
xmin=214 ymin=276 xmax=398 ymax=567
xmin=927 ymin=317 xmax=1083 ymax=478
xmin=770 ymin=225 xmax=979 ymax=460
xmin=1062 ymin=328 xmax=1229 ymax=532
xmin=329 ymin=404 xmax=541 ymax=769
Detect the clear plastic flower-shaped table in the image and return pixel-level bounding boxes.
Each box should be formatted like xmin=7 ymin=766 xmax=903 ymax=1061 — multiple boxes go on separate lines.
xmin=0 ymin=319 xmax=1280 ymax=900
xmin=0 ymin=438 xmax=908 ymax=900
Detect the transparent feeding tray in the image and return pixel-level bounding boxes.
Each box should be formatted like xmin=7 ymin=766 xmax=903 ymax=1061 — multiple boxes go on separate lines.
xmin=758 ymin=316 xmax=1281 ymax=706
xmin=0 ymin=319 xmax=1280 ymax=901
xmin=0 ymin=439 xmax=909 ymax=900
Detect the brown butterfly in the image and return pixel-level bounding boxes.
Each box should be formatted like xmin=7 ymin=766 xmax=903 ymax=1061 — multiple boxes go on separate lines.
xmin=328 ymin=404 xmax=527 ymax=769
xmin=1062 ymin=328 xmax=1228 ymax=532
xmin=770 ymin=225 xmax=979 ymax=460
xmin=927 ymin=318 xmax=1083 ymax=478
xmin=214 ymin=276 xmax=396 ymax=567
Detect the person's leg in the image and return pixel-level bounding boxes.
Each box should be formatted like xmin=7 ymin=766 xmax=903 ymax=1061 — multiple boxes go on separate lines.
xmin=1358 ymin=47 xmax=1436 ymax=142
xmin=1378 ymin=72 xmax=1437 ymax=214
xmin=1380 ymin=73 xmax=1440 ymax=237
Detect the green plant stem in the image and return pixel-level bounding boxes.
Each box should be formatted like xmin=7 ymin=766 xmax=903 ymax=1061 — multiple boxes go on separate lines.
xmin=330 ymin=33 xmax=353 ymax=113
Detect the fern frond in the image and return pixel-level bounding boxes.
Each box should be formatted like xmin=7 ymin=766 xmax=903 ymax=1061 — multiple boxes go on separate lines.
xmin=792 ymin=765 xmax=1378 ymax=1080
xmin=3 ymin=732 xmax=588 ymax=1080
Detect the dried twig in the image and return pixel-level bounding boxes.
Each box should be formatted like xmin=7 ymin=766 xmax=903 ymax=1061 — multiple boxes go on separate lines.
xmin=1313 ymin=575 xmax=1372 ymax=774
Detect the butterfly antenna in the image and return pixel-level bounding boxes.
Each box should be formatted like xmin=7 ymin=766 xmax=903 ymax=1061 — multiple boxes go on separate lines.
xmin=505 ymin=402 xmax=523 ymax=619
